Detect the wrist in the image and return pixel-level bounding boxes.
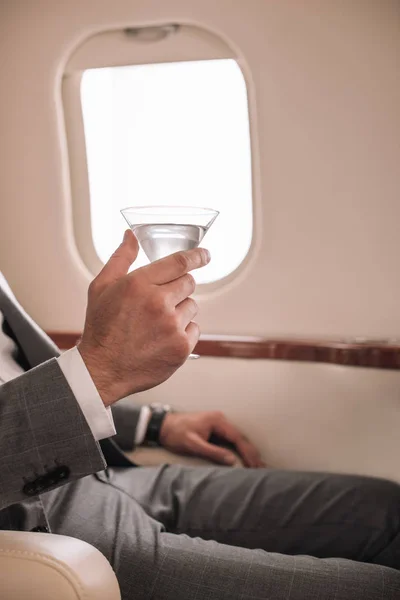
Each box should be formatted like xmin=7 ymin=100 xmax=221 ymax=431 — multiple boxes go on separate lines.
xmin=77 ymin=343 xmax=125 ymax=407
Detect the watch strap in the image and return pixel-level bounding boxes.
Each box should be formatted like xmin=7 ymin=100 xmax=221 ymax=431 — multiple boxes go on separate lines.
xmin=144 ymin=404 xmax=171 ymax=446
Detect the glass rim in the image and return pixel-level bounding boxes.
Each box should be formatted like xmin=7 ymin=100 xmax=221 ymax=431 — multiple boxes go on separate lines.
xmin=120 ymin=205 xmax=219 ymax=217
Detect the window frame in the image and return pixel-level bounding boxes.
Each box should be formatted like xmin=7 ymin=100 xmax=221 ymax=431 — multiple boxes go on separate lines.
xmin=61 ymin=24 xmax=259 ymax=291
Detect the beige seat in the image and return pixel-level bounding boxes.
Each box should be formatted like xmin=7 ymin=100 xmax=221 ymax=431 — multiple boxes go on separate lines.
xmin=0 ymin=531 xmax=121 ymax=600
xmin=127 ymin=446 xmax=244 ymax=467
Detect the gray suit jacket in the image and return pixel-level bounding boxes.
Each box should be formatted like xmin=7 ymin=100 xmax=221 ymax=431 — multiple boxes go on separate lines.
xmin=0 ymin=272 xmax=142 ymax=532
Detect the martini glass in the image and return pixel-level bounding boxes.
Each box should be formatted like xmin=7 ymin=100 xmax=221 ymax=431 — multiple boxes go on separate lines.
xmin=120 ymin=205 xmax=219 ymax=359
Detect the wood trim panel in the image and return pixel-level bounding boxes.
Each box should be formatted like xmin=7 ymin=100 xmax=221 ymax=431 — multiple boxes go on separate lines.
xmin=47 ymin=332 xmax=400 ymax=370
xmin=49 ymin=332 xmax=82 ymax=349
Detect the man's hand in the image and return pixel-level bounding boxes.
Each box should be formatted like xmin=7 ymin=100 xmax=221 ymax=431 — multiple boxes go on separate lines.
xmin=78 ymin=230 xmax=210 ymax=407
xmin=159 ymin=411 xmax=265 ymax=468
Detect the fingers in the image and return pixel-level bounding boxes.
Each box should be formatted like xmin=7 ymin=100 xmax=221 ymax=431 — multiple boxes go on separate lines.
xmin=140 ymin=248 xmax=210 ymax=285
xmin=155 ymin=273 xmax=197 ymax=328
xmin=185 ymin=321 xmax=200 ymax=353
xmin=212 ymin=416 xmax=264 ymax=468
xmin=176 ymin=298 xmax=198 ymax=328
xmin=186 ymin=432 xmax=237 ymax=466
xmin=235 ymin=438 xmax=265 ymax=468
xmin=95 ymin=230 xmax=139 ymax=288
xmin=162 ymin=273 xmax=196 ymax=306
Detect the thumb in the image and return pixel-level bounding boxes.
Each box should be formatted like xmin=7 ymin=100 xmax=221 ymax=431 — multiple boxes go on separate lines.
xmin=187 ymin=432 xmax=237 ymax=466
xmin=97 ymin=229 xmax=139 ymax=286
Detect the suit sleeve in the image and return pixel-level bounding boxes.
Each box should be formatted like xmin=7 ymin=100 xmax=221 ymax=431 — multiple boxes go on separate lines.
xmin=110 ymin=399 xmax=144 ymax=451
xmin=0 ymin=358 xmax=106 ymax=510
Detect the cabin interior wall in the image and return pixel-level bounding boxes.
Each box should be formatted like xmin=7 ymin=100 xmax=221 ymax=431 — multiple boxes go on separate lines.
xmin=0 ymin=0 xmax=399 ymax=477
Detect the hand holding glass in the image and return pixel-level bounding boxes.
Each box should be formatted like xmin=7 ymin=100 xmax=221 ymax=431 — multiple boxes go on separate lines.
xmin=121 ymin=206 xmax=219 ymax=359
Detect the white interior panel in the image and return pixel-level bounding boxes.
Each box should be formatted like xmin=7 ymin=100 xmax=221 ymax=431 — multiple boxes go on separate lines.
xmin=132 ymin=358 xmax=400 ymax=482
xmin=0 ymin=0 xmax=399 ymax=336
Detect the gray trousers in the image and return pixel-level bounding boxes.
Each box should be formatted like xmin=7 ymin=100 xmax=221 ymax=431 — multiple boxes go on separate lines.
xmin=42 ymin=466 xmax=400 ymax=599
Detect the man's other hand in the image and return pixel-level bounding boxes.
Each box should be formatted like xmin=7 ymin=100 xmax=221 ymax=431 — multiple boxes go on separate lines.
xmin=159 ymin=411 xmax=265 ymax=468
xmin=78 ymin=230 xmax=210 ymax=407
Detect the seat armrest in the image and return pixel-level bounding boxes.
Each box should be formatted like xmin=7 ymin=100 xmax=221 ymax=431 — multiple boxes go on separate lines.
xmin=0 ymin=531 xmax=121 ymax=600
xmin=127 ymin=446 xmax=244 ymax=467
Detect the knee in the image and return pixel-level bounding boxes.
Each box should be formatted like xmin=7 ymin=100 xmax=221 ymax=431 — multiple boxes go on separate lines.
xmin=341 ymin=475 xmax=400 ymax=539
xmin=358 ymin=562 xmax=400 ymax=598
xmin=297 ymin=556 xmax=400 ymax=599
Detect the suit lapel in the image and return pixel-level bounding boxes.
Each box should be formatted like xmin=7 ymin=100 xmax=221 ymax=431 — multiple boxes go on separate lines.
xmin=0 ymin=272 xmax=59 ymax=368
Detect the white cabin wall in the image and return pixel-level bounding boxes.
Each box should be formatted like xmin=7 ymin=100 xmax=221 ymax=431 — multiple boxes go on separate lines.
xmin=133 ymin=357 xmax=400 ymax=482
xmin=0 ymin=0 xmax=399 ymax=337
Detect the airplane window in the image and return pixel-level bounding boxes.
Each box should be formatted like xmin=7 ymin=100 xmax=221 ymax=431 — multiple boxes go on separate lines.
xmin=80 ymin=59 xmax=252 ymax=284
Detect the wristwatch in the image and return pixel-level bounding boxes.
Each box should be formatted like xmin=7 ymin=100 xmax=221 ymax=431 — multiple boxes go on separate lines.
xmin=144 ymin=403 xmax=172 ymax=446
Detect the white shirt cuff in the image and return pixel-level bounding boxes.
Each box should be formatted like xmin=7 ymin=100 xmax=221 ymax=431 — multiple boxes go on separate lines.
xmin=57 ymin=347 xmax=116 ymax=441
xmin=134 ymin=405 xmax=152 ymax=446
